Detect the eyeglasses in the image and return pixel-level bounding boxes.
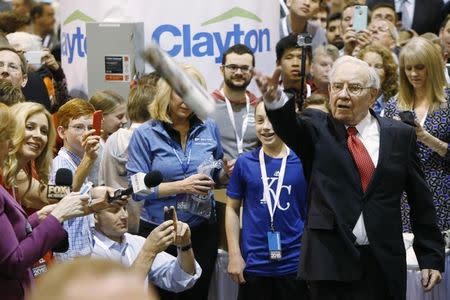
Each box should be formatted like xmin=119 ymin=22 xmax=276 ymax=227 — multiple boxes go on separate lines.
xmin=223 ymin=64 xmax=253 ymax=73
xmin=68 ymin=124 xmax=93 ymax=133
xmin=330 ymin=82 xmax=372 ymax=96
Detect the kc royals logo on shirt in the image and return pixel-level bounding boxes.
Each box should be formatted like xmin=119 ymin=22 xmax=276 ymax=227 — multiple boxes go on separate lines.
xmin=259 ymin=171 xmax=291 ymax=210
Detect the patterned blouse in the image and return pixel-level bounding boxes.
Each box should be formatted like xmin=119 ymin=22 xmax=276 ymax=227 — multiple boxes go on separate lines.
xmin=384 ymin=92 xmax=450 ymax=232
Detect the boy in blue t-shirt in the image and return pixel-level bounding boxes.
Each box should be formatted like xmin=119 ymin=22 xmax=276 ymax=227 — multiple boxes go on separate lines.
xmin=225 ymin=101 xmax=308 ymax=299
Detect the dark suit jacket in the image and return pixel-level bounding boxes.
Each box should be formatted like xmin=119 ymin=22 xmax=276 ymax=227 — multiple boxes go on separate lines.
xmin=22 ymin=71 xmax=51 ymax=112
xmin=0 ymin=186 xmax=66 ymax=300
xmin=367 ymin=0 xmax=443 ymax=34
xmin=267 ymin=100 xmax=444 ymax=300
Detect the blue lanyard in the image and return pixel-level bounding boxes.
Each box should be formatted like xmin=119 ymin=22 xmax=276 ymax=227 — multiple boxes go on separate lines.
xmin=172 ymin=145 xmax=192 ymax=175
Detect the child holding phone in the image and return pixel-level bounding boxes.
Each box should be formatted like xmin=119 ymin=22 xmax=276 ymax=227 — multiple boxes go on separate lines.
xmin=52 ymin=99 xmax=102 ymax=261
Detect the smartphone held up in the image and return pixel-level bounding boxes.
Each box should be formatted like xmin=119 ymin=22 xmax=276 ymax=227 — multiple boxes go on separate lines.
xmin=353 ymin=5 xmax=368 ymax=32
xmin=164 ymin=206 xmax=178 ymax=233
xmin=93 ymin=110 xmax=103 ymax=136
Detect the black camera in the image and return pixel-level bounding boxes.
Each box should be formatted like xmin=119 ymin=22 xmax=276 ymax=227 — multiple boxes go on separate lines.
xmin=297 ymin=33 xmax=312 ymax=47
xmin=107 ymin=187 xmax=132 ymax=203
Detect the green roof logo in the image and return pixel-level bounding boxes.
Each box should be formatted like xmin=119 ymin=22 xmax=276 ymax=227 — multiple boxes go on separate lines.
xmin=63 ymin=10 xmax=95 ymax=25
xmin=201 ymin=7 xmax=262 ymax=26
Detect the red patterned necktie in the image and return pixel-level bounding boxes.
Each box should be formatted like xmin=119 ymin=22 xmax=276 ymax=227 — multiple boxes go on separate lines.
xmin=347 ymin=127 xmax=375 ymax=192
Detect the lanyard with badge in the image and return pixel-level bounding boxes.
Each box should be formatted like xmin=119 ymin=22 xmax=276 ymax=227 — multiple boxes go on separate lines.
xmin=259 ymin=145 xmax=289 ymax=260
xmin=172 ymin=146 xmax=192 ymax=175
xmin=222 ymin=90 xmax=250 ymax=155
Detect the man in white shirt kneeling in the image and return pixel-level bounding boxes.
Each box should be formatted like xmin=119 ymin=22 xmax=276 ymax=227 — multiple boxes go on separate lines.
xmin=91 ymin=200 xmax=202 ymax=293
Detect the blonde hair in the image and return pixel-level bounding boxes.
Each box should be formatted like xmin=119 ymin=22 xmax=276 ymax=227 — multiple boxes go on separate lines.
xmin=312 ymin=44 xmax=339 ymax=63
xmin=127 ymin=72 xmax=160 ymax=123
xmin=303 ymin=94 xmax=330 ymax=112
xmin=4 ymin=102 xmax=55 ymax=189
xmin=0 ymin=103 xmax=15 ymax=172
xmin=0 ymin=103 xmax=15 ymax=141
xmin=28 ymin=258 xmax=152 ymax=300
xmin=398 ymin=37 xmax=446 ymax=111
xmin=89 ymin=90 xmax=125 ymax=115
xmin=149 ymin=64 xmax=206 ymax=123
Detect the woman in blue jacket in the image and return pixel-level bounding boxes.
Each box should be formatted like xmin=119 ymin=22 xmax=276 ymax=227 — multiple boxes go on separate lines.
xmin=127 ymin=64 xmax=223 ymax=300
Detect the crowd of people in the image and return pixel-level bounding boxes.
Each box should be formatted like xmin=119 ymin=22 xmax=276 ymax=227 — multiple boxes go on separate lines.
xmin=0 ymin=1 xmax=449 ymax=300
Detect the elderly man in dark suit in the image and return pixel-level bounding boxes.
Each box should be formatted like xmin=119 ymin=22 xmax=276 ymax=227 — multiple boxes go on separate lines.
xmin=255 ymin=55 xmax=444 ymax=300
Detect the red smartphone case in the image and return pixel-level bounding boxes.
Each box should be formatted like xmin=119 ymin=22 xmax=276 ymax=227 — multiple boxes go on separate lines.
xmin=93 ymin=110 xmax=103 ymax=136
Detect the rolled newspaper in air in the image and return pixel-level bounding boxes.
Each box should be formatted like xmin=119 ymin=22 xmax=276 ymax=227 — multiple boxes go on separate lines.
xmin=143 ymin=42 xmax=215 ymax=120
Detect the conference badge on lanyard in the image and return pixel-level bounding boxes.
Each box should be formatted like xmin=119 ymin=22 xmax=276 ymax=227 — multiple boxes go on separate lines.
xmin=259 ymin=146 xmax=289 ymax=261
xmin=267 ymin=231 xmax=282 ymax=260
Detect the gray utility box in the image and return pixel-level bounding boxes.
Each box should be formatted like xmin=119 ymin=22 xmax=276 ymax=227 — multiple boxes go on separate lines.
xmin=86 ymin=22 xmax=145 ymax=99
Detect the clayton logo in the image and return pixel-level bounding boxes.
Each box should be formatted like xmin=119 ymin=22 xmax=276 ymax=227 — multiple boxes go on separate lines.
xmin=61 ymin=10 xmax=95 ymax=64
xmin=151 ymin=7 xmax=271 ymax=63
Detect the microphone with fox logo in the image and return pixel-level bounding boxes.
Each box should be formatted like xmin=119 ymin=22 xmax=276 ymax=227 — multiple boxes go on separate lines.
xmin=47 ymin=168 xmax=72 ymax=201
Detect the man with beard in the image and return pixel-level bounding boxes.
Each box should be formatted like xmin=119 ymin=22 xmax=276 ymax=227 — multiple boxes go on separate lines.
xmin=326 ymin=12 xmax=344 ymax=50
xmin=0 ymin=46 xmax=54 ymax=111
xmin=211 ymin=44 xmax=259 ymax=178
xmin=30 ymin=2 xmax=57 ymax=50
xmin=0 ymin=46 xmax=28 ymax=89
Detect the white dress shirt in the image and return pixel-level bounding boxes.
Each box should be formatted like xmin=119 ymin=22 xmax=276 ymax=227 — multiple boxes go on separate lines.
xmin=265 ymin=92 xmax=381 ymax=245
xmin=348 ymin=112 xmax=380 ymax=245
xmin=396 ymin=0 xmax=415 ymax=30
xmin=92 ymin=229 xmax=201 ymax=292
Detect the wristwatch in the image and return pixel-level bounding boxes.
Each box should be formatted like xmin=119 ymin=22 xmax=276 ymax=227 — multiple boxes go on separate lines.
xmin=178 ymin=243 xmax=192 ymax=252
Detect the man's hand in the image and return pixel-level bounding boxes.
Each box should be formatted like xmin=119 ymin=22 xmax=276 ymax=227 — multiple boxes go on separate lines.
xmin=143 ymin=220 xmax=175 ymax=255
xmin=421 ymin=269 xmax=442 ymax=291
xmin=414 ymin=120 xmax=428 ymax=142
xmin=228 ymin=253 xmax=246 ymax=284
xmin=174 ymin=221 xmax=191 ymax=247
xmin=343 ymin=27 xmax=357 ymax=55
xmin=254 ymin=67 xmax=282 ymax=102
xmin=81 ymin=129 xmax=100 ymax=160
xmin=41 ymin=48 xmax=60 ymax=71
xmin=49 ymin=192 xmax=91 ymax=222
xmin=37 ymin=204 xmax=58 ymax=221
xmin=355 ymin=29 xmax=371 ymax=49
xmin=88 ymin=186 xmax=129 ymax=212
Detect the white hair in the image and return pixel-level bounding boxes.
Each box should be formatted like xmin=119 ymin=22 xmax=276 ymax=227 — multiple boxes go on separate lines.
xmin=6 ymin=32 xmax=42 ymax=52
xmin=329 ymin=55 xmax=380 ymax=89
